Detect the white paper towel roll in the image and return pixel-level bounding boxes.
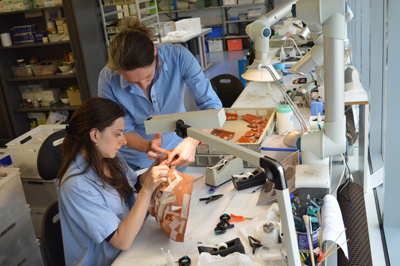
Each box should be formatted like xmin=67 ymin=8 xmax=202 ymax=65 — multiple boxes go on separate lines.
xmin=1 ymin=33 xmax=12 ymax=47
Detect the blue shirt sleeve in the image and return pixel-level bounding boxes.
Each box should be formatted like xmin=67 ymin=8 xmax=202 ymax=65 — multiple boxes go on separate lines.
xmin=178 ymin=46 xmax=222 ymax=110
xmin=60 ymin=177 xmax=123 ymax=245
xmin=98 ymin=68 xmax=137 ymax=134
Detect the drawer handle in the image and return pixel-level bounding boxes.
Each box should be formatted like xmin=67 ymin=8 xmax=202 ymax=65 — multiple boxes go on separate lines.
xmin=16 ymin=258 xmax=27 ymax=266
xmin=1 ymin=222 xmax=16 ymax=237
xmin=27 ymin=181 xmax=45 ymax=185
xmin=20 ymin=135 xmax=32 ymax=144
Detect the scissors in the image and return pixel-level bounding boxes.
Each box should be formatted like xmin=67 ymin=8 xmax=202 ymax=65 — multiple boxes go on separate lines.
xmin=229 ymin=214 xmax=245 ymax=222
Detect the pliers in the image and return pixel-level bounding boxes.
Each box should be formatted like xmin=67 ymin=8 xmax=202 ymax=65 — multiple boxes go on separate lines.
xmin=199 ymin=194 xmax=223 ymax=204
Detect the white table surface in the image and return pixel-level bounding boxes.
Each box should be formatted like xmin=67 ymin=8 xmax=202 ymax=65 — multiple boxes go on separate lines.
xmin=162 ymin=28 xmax=212 ymax=44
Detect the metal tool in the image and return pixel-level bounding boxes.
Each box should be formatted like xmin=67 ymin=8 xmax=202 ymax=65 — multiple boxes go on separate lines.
xmin=248 ymin=236 xmax=265 ymax=254
xmin=199 ymin=194 xmax=223 ymax=204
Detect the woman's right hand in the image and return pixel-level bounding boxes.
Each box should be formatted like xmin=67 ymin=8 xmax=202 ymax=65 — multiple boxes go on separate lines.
xmin=142 ymin=165 xmax=170 ymax=193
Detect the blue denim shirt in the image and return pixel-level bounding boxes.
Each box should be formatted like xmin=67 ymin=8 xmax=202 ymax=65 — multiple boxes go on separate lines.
xmin=98 ymin=43 xmax=222 ymax=168
xmin=59 ymin=153 xmax=138 ymax=266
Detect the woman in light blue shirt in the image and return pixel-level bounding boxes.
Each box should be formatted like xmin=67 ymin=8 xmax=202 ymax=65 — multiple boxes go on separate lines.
xmin=98 ymin=21 xmax=223 ymax=170
xmin=57 ymin=97 xmax=170 ymax=266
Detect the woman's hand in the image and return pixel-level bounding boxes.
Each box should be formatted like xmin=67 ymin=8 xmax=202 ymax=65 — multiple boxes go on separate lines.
xmin=166 ymin=137 xmax=198 ymax=168
xmin=142 ymin=165 xmax=170 ymax=193
xmin=147 ymin=133 xmax=171 ymax=160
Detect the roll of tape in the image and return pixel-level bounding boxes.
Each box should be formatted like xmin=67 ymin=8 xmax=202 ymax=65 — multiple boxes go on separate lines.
xmin=217 ymin=242 xmax=228 ymax=250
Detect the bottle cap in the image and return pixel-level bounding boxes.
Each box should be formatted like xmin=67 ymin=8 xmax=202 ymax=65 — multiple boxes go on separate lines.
xmin=263 ymin=222 xmax=274 ymax=233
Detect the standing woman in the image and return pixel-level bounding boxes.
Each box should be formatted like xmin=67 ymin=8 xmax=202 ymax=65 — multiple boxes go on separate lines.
xmin=98 ymin=21 xmax=222 ymax=170
xmin=57 ymin=97 xmax=170 ymax=266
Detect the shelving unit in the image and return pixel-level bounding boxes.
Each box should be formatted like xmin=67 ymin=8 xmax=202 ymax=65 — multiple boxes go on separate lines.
xmin=7 ymin=74 xmax=77 ymax=82
xmin=158 ymin=1 xmax=267 ymax=50
xmin=98 ymin=0 xmax=162 ymax=46
xmin=14 ymin=101 xmax=78 ymax=112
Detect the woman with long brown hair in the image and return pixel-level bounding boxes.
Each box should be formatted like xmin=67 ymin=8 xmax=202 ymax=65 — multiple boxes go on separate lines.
xmin=57 ymin=97 xmax=169 ymax=266
xmin=98 ymin=21 xmax=222 ymax=171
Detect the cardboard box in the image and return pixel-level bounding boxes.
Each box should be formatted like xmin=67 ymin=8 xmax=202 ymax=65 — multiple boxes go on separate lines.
xmin=28 ymin=112 xmax=47 ymax=128
xmin=67 ymin=89 xmax=82 ymax=106
xmin=36 ymin=87 xmax=61 ymax=106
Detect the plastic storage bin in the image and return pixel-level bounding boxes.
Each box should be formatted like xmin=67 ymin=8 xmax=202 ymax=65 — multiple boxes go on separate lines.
xmin=0 ymin=205 xmax=37 ymax=266
xmin=0 ymin=168 xmax=27 ymax=226
xmin=18 ymin=80 xmax=49 ymax=93
xmin=175 ymin=18 xmax=201 ymax=34
xmin=228 ymin=11 xmax=239 ymax=20
xmin=32 ymin=60 xmax=62 ymax=75
xmin=227 ymin=38 xmax=243 ymax=51
xmin=247 ymin=8 xmax=261 ymax=19
xmin=208 ymin=26 xmax=223 ymax=38
xmin=239 ymin=13 xmax=247 ymax=20
xmin=10 ymin=240 xmax=44 ymax=266
xmin=11 ymin=65 xmax=33 ymax=77
xmin=22 ymin=178 xmax=58 ymax=208
xmin=207 ymin=40 xmax=223 ymax=52
xmin=160 ymin=21 xmax=174 ymax=37
xmin=238 ymin=0 xmax=252 ymax=3
xmin=223 ymin=0 xmax=236 ymax=5
xmin=6 ymin=125 xmax=66 ymax=178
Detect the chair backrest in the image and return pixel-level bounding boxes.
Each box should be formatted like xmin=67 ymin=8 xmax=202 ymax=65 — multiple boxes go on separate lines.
xmin=41 ymin=201 xmax=65 ymax=266
xmin=210 ymin=74 xmax=245 ymax=107
xmin=37 ymin=129 xmax=66 ymax=180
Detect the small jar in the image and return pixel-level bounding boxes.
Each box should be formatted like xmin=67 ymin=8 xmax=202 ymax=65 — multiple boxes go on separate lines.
xmin=29 ymin=56 xmax=38 ymax=64
xmin=261 ymin=222 xmax=278 ymax=246
xmin=16 ymin=59 xmax=25 ymax=67
xmin=27 ymin=99 xmax=33 ymax=108
xmin=37 ymin=98 xmax=43 ymax=107
xmin=33 ymin=100 xmax=39 ymax=108
xmin=21 ymin=99 xmax=28 ymax=108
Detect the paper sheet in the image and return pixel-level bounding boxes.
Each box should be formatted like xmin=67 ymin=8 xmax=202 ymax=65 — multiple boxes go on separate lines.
xmin=321 ymin=194 xmax=349 ymax=259
xmin=224 ymin=192 xmax=269 ymax=219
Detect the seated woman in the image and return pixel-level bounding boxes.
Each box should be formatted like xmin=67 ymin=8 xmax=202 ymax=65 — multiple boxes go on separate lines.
xmin=57 ymin=97 xmax=169 ymax=266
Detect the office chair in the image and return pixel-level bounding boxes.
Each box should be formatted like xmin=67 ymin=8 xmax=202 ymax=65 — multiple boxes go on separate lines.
xmin=37 ymin=129 xmax=66 ymax=266
xmin=210 ymin=74 xmax=245 ymax=107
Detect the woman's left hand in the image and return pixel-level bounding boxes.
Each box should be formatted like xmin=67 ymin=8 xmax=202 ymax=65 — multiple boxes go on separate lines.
xmin=166 ymin=137 xmax=198 ymax=168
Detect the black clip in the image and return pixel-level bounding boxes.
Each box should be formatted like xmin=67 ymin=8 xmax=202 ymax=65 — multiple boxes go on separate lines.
xmin=178 ymin=255 xmax=191 ymax=266
xmin=199 ymin=194 xmax=223 ymax=204
xmin=214 ymin=213 xmax=234 ymax=235
xmin=248 ymin=236 xmax=264 ymax=254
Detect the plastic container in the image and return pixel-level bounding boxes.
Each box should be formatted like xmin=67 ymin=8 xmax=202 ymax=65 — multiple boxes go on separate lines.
xmin=247 ymin=8 xmax=261 ymax=19
xmin=22 ymin=178 xmax=58 ymax=208
xmin=238 ymin=0 xmax=252 ymax=3
xmin=207 ymin=39 xmax=223 ymax=52
xmin=227 ymin=38 xmax=243 ymax=51
xmin=238 ymin=13 xmax=247 ymax=20
xmin=18 ymin=80 xmax=49 ymax=94
xmin=0 ymin=205 xmax=37 ymax=266
xmin=276 ymin=105 xmax=293 ymax=134
xmin=160 ymin=21 xmax=174 ymax=37
xmin=0 ymin=168 xmax=27 ymax=227
xmin=32 ymin=61 xmax=62 ymax=75
xmin=11 ymin=65 xmax=33 ymax=77
xmin=261 ymin=222 xmax=279 ymax=246
xmin=175 ymin=18 xmax=201 ymax=34
xmin=208 ymin=26 xmax=223 ymax=38
xmin=10 ymin=240 xmax=44 ymax=266
xmin=6 ymin=125 xmax=66 ymax=178
xmin=273 ymin=63 xmax=285 ymax=84
xmin=223 ymin=0 xmax=236 ymax=5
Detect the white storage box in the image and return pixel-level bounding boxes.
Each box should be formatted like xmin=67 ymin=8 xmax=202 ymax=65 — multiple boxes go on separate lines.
xmin=10 ymin=240 xmax=44 ymax=266
xmin=0 ymin=168 xmax=26 ymax=227
xmin=6 ymin=125 xmax=66 ymax=178
xmin=223 ymin=0 xmax=236 ymax=5
xmin=175 ymin=18 xmax=201 ymax=34
xmin=207 ymin=39 xmax=223 ymax=52
xmin=22 ymin=178 xmax=58 ymax=209
xmin=0 ymin=205 xmax=37 ymax=266
xmin=30 ymin=208 xmax=46 ymax=237
xmin=160 ymin=21 xmax=174 ymax=37
xmin=238 ymin=0 xmax=252 ymax=4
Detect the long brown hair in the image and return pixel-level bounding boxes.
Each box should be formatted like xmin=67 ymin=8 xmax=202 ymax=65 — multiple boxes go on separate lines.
xmin=108 ymin=20 xmax=155 ymax=72
xmin=57 ymin=97 xmax=133 ymax=203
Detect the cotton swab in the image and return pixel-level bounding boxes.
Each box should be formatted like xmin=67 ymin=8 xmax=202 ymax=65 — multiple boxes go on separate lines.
xmin=303 ymin=215 xmax=315 ymax=266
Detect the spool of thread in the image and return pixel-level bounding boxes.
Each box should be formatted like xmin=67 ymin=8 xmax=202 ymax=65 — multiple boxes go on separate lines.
xmin=311 ymin=101 xmax=323 ymax=116
xmin=276 ymin=105 xmax=293 ymax=135
xmin=0 ymin=33 xmax=12 ymax=47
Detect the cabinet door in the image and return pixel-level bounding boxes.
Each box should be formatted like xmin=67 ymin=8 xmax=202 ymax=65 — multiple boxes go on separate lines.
xmin=0 ymin=83 xmax=14 ymax=146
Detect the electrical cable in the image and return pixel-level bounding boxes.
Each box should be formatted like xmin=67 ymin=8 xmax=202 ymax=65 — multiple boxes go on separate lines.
xmin=331 ymin=153 xmax=346 ymax=195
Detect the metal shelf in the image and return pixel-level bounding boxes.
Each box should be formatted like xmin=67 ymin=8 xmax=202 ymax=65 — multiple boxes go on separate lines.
xmin=0 ymin=6 xmax=63 ymax=16
xmin=0 ymin=41 xmax=70 ymax=50
xmin=225 ymin=19 xmax=255 ymax=23
xmin=14 ymin=101 xmax=78 ymax=112
xmin=7 ymin=74 xmax=77 ymax=82
xmin=209 ymin=35 xmax=249 ymax=40
xmin=158 ymin=3 xmax=265 ymax=14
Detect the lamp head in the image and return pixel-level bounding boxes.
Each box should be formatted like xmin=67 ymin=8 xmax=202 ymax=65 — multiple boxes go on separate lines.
xmin=242 ymin=62 xmax=281 ymax=82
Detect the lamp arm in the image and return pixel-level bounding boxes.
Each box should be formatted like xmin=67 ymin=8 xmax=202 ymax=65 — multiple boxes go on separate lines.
xmin=176 ymin=123 xmax=301 ymax=266
xmin=262 ymin=66 xmax=308 ymax=133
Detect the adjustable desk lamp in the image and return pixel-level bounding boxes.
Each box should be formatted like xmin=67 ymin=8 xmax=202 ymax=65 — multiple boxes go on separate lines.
xmin=144 ymin=109 xmax=301 ymax=266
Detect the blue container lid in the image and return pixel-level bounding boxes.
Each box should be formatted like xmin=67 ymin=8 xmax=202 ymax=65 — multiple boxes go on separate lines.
xmin=274 ymin=63 xmax=285 ymax=70
xmin=276 ymin=104 xmax=292 ymax=113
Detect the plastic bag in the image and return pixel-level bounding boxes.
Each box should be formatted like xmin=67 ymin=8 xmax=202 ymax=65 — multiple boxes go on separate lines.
xmin=46 ymin=110 xmax=69 ymax=125
xmin=149 ymin=169 xmax=194 ymax=242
